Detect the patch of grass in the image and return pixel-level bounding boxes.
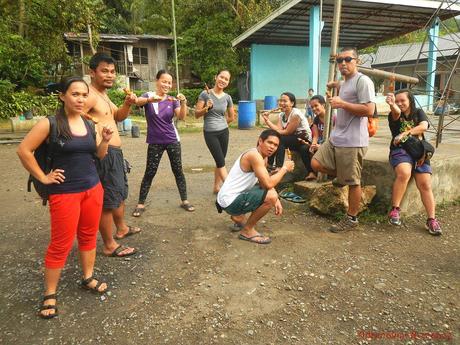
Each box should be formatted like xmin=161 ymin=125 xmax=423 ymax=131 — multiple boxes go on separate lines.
xmin=437 ymin=197 xmax=460 ymax=209
xmin=358 ymin=197 xmax=388 ymax=224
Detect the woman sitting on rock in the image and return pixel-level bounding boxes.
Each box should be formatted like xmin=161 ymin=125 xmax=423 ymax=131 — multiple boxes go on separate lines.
xmin=262 ymin=92 xmax=312 ymax=178
xmin=304 ymin=94 xmax=337 ymax=180
xmin=386 ymin=89 xmax=441 ymax=235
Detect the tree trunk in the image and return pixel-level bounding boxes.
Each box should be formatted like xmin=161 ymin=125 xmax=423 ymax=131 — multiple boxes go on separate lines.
xmin=19 ymin=0 xmax=25 ymax=36
xmin=87 ymin=24 xmax=96 ymax=55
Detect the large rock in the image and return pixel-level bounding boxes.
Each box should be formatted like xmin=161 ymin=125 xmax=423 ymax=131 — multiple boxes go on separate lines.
xmin=308 ymin=182 xmax=377 ymax=215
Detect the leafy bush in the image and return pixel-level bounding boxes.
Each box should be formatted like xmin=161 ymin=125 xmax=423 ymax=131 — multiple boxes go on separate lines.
xmin=0 ymin=89 xmax=60 ymax=119
xmin=107 ymin=89 xmax=127 ymax=107
xmin=0 ymin=30 xmax=45 ymax=89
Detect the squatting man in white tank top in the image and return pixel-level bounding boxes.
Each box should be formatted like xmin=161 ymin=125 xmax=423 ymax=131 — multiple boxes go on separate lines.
xmin=216 ymin=129 xmax=295 ymax=244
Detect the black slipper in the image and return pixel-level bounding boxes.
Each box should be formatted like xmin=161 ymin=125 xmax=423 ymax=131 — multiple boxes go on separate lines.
xmin=132 ymin=207 xmax=145 ymax=217
xmin=180 ymin=203 xmax=195 ymax=212
xmin=238 ymin=233 xmax=272 ymax=244
xmin=105 ymin=245 xmax=137 ymax=258
xmin=114 ymin=226 xmax=142 ymax=240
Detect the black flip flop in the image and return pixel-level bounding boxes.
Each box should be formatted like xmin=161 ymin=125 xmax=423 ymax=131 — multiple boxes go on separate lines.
xmin=132 ymin=207 xmax=145 ymax=217
xmin=105 ymin=245 xmax=137 ymax=258
xmin=238 ymin=233 xmax=272 ymax=244
xmin=114 ymin=226 xmax=142 ymax=240
xmin=180 ymin=203 xmax=195 ymax=212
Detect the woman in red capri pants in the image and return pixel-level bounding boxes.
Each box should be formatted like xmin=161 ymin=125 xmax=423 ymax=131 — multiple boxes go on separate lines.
xmin=17 ymin=77 xmax=113 ymax=319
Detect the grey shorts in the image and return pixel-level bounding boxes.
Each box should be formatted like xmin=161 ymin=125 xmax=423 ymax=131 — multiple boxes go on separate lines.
xmin=313 ymin=140 xmax=367 ymax=186
xmin=223 ymin=186 xmax=267 ymax=216
xmin=97 ymin=146 xmax=128 ymax=209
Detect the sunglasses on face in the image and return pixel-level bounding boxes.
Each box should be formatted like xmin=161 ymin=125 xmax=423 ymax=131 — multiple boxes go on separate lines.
xmin=336 ymin=57 xmax=356 ymax=63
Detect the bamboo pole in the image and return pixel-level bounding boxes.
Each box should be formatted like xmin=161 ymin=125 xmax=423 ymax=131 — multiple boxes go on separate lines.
xmin=172 ymin=0 xmax=180 ymax=93
xmin=323 ymin=0 xmax=342 ymax=141
xmin=357 ymin=66 xmax=419 ymax=84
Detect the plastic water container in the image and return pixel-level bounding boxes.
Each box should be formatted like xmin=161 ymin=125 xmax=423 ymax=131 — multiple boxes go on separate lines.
xmin=264 ymin=96 xmax=278 ymax=110
xmin=131 ymin=125 xmax=140 ymax=138
xmin=117 ymin=121 xmax=124 ymax=132
xmin=238 ymin=101 xmax=256 ymax=129
xmin=123 ymin=118 xmax=132 ymax=132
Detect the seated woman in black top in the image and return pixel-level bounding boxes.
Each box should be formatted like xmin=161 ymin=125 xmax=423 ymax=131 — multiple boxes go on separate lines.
xmin=386 ymin=89 xmax=441 ymax=235
xmin=262 ymin=92 xmax=312 ymax=177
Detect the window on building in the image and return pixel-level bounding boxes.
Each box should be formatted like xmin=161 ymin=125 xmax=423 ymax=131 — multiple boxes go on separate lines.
xmin=133 ymin=47 xmax=148 ymax=65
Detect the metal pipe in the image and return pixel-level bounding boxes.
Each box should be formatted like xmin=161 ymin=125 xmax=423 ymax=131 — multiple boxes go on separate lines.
xmin=357 ymin=66 xmax=419 ymax=84
xmin=171 ymin=0 xmax=180 ymax=93
xmin=324 ymin=0 xmax=342 ymax=141
xmin=436 ymin=49 xmax=460 ymax=147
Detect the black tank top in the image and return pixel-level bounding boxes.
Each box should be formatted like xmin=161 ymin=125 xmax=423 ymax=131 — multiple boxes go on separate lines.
xmin=48 ymin=120 xmax=99 ymax=194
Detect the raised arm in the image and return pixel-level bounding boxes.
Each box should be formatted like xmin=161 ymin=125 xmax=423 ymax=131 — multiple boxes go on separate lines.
xmin=114 ymin=93 xmax=137 ymax=122
xmin=262 ymin=111 xmax=283 ymax=133
xmin=247 ymin=151 xmax=294 ymax=190
xmin=95 ymin=125 xmax=113 ymax=159
xmin=385 ymin=93 xmax=402 ymax=121
xmin=174 ymin=93 xmax=188 ymax=120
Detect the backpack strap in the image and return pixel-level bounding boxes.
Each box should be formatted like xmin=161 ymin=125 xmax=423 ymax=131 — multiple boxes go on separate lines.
xmin=47 ymin=116 xmax=58 ymax=166
xmin=355 ymin=74 xmax=378 ymax=118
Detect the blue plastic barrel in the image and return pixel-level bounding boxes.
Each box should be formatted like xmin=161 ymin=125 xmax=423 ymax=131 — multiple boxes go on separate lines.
xmin=264 ymin=96 xmax=278 ymax=110
xmin=238 ymin=101 xmax=256 ymax=129
xmin=123 ymin=118 xmax=132 ymax=132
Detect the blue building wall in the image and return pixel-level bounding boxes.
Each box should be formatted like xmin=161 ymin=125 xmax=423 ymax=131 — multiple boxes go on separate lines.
xmin=250 ymin=44 xmax=331 ymax=101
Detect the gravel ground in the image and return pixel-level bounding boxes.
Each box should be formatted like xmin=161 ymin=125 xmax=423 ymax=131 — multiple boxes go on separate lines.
xmin=0 ymin=128 xmax=458 ymax=345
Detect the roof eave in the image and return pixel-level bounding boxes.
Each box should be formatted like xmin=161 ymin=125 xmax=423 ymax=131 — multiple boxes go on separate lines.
xmin=232 ymin=0 xmax=301 ymax=48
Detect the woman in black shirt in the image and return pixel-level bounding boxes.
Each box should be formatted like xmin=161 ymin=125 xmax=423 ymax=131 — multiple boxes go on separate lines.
xmin=386 ymin=89 xmax=441 ymax=235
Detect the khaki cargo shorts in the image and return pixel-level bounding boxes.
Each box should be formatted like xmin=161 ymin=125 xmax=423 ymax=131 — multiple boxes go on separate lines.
xmin=312 ymin=140 xmax=367 ymax=186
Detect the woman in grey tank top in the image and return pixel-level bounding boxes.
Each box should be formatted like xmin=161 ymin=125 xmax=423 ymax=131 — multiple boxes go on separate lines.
xmin=195 ymin=70 xmax=236 ymax=193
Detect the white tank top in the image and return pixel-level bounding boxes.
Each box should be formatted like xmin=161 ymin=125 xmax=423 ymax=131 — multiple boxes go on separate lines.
xmin=217 ymin=149 xmax=259 ymax=208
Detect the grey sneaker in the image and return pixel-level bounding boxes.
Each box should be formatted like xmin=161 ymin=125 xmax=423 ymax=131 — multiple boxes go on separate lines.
xmin=329 ymin=216 xmax=359 ymax=233
xmin=425 ymin=218 xmax=442 ymax=236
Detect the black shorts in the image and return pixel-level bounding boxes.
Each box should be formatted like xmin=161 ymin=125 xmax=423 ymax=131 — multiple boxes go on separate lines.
xmin=97 ymin=146 xmax=128 ymax=209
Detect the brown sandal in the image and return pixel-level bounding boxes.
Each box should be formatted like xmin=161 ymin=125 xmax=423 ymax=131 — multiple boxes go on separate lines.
xmin=81 ymin=276 xmax=108 ymax=294
xmin=39 ymin=293 xmax=58 ymax=319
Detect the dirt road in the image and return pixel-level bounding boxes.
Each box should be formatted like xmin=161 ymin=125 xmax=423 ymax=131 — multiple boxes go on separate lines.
xmin=0 ymin=128 xmax=458 ymax=344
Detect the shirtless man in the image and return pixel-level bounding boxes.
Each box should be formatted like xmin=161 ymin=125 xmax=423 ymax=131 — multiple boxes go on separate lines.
xmin=84 ymin=53 xmax=140 ymax=257
xmin=216 ymin=129 xmax=294 ymax=244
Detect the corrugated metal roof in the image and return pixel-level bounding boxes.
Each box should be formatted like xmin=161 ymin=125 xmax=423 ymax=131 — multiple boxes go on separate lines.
xmin=372 ymin=32 xmax=460 ymax=66
xmin=64 ymin=33 xmax=173 ymax=43
xmin=232 ymin=0 xmax=460 ymax=49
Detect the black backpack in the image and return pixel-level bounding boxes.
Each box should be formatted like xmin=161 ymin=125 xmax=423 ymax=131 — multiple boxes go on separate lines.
xmin=27 ymin=116 xmax=96 ymax=205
